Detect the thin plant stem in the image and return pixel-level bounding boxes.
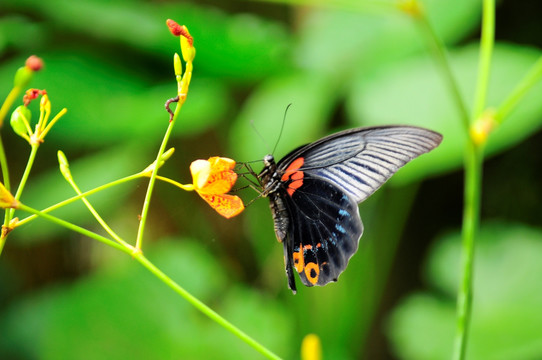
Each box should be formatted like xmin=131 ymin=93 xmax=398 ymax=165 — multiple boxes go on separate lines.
xmin=12 ymin=144 xmax=39 ymax=204
xmin=453 ymin=1 xmax=494 ymax=359
xmin=134 ymin=255 xmax=282 ymax=360
xmin=2 ymin=144 xmax=40 ymax=255
xmin=0 ymin=87 xmax=21 ymax=127
xmin=495 ymin=55 xmax=542 ymax=123
xmin=17 ymin=203 xmax=129 ymax=254
xmin=0 ymin=138 xmax=10 ymax=192
xmin=454 ymin=143 xmax=482 ymax=360
xmin=155 ymin=175 xmax=194 ymax=191
xmin=135 ymin=113 xmax=177 ymax=250
xmin=471 ymin=0 xmax=495 ymax=120
xmin=16 ymin=172 xmax=143 ymax=227
xmin=415 ymin=13 xmax=470 ymax=130
xmin=64 ymin=176 xmax=135 ymax=251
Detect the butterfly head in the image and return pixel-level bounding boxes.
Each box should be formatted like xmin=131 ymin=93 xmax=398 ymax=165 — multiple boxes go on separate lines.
xmin=263 ymin=154 xmax=275 ymax=167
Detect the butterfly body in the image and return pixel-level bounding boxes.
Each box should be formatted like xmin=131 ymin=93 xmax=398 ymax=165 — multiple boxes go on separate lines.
xmin=258 ymin=126 xmax=442 ymax=293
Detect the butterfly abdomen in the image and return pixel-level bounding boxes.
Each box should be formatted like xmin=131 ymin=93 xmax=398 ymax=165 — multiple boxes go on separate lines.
xmin=269 ymin=192 xmax=289 ymax=243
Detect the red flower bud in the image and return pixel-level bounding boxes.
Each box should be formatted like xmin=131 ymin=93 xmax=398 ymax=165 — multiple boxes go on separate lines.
xmin=166 ymin=19 xmax=183 ymax=37
xmin=25 ymin=55 xmax=44 ymax=72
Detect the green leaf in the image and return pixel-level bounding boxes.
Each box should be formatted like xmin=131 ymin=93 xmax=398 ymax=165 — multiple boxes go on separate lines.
xmin=387 ymin=222 xmax=542 ymax=360
xmin=346 ymin=43 xmax=542 ymax=184
xmin=295 ymin=0 xmax=481 ymax=77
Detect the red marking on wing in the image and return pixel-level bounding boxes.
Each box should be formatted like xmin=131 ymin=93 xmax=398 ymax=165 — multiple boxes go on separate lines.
xmin=282 ymin=157 xmax=305 ymax=197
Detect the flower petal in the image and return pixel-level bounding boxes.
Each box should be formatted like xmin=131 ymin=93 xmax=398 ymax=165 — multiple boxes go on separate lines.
xmin=199 ymin=193 xmax=244 ymax=218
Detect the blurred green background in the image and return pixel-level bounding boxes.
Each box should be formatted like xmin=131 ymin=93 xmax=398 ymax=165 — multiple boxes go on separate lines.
xmin=1 ymin=0 xmax=542 ymax=359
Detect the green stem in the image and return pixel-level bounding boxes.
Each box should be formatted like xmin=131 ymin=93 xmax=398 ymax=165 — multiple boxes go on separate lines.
xmin=17 ymin=203 xmax=129 ymax=254
xmin=0 ymin=138 xmax=11 ymax=255
xmin=135 ymin=116 xmax=177 ymax=250
xmin=0 ymin=137 xmax=10 ymax=192
xmin=11 ymin=144 xmax=39 ymax=209
xmin=495 ymin=55 xmax=542 ymax=123
xmin=135 ymin=255 xmax=282 ymax=360
xmin=416 ymin=13 xmax=470 ymax=130
xmin=65 ymin=176 xmax=134 ymax=251
xmin=1 ymin=143 xmax=39 ymax=256
xmin=453 ymin=1 xmax=494 ymax=359
xmin=471 ymin=0 xmax=495 ymax=120
xmin=16 ymin=172 xmax=144 ymax=227
xmin=454 ymin=143 xmax=483 ymax=360
xmin=0 ymin=86 xmax=21 ymax=127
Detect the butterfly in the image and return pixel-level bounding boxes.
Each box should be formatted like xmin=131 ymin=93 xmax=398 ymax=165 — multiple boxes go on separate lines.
xmin=257 ymin=126 xmax=442 ymax=293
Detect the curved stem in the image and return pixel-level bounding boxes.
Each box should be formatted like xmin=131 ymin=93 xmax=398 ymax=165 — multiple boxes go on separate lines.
xmin=415 ymin=14 xmax=470 ymax=130
xmin=65 ymin=176 xmax=134 ymax=251
xmin=16 ymin=172 xmax=143 ymax=227
xmin=495 ymin=55 xmax=542 ymax=123
xmin=17 ymin=203 xmax=129 ymax=253
xmin=135 ymin=255 xmax=282 ymax=360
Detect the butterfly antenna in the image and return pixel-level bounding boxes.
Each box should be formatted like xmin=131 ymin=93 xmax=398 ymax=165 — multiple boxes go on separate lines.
xmin=272 ymin=103 xmax=292 ymax=156
xmin=250 ymin=119 xmax=273 ymax=155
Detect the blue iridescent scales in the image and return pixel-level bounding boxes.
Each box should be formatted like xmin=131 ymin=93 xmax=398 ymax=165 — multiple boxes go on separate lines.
xmin=258 ymin=126 xmax=442 ymax=293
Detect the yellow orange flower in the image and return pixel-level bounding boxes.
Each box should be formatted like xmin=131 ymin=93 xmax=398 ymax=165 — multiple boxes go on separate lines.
xmin=190 ymin=157 xmax=244 ymax=219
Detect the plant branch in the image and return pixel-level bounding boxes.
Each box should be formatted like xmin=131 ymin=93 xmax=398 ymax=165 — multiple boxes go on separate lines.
xmin=134 ymin=254 xmax=282 ymax=360
xmin=17 ymin=203 xmax=129 ymax=254
xmin=453 ymin=1 xmax=494 ymax=359
xmin=495 ymin=55 xmax=542 ymax=123
xmin=16 ymin=172 xmax=143 ymax=227
xmin=415 ymin=13 xmax=470 ymax=131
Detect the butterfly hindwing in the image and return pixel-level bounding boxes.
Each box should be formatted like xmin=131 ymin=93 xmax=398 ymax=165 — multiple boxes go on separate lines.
xmin=281 ymin=175 xmax=362 ymax=289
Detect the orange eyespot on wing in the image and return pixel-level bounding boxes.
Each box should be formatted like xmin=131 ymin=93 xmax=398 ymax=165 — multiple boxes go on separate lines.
xmin=293 ymin=247 xmax=304 ymax=273
xmin=304 ymin=262 xmax=320 ymax=285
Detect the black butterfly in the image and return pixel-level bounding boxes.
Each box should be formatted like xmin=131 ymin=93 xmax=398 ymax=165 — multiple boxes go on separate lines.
xmin=257 ymin=126 xmax=442 ymax=293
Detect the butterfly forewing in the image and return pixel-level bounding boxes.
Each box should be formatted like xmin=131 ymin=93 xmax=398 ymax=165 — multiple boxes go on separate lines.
xmin=278 ymin=126 xmax=443 ymax=203
xmin=262 ymin=125 xmax=442 ymax=292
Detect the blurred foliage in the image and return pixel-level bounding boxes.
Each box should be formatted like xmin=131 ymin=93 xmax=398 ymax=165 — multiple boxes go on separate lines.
xmin=387 ymin=223 xmax=542 ymax=360
xmin=0 ymin=0 xmax=541 ymax=359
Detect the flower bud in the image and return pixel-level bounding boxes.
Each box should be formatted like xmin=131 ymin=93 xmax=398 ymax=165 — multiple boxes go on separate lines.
xmin=40 ymin=93 xmax=51 ymax=116
xmin=166 ymin=19 xmax=183 ymax=36
xmin=13 ymin=67 xmax=33 ymax=89
xmin=25 ymin=55 xmax=44 ymax=72
xmin=470 ymin=110 xmax=497 ymax=146
xmin=180 ymin=28 xmax=196 ymax=63
xmin=0 ymin=182 xmax=18 ymax=209
xmin=174 ymin=53 xmax=183 ymax=77
xmin=10 ymin=105 xmax=31 ymax=138
xmin=57 ymin=150 xmax=73 ymax=181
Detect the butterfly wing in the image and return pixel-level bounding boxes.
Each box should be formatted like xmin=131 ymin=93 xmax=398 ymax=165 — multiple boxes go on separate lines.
xmin=274 ymin=126 xmax=442 ymax=291
xmin=278 ymin=126 xmax=442 ymax=203
xmin=279 ymin=175 xmax=363 ymax=292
